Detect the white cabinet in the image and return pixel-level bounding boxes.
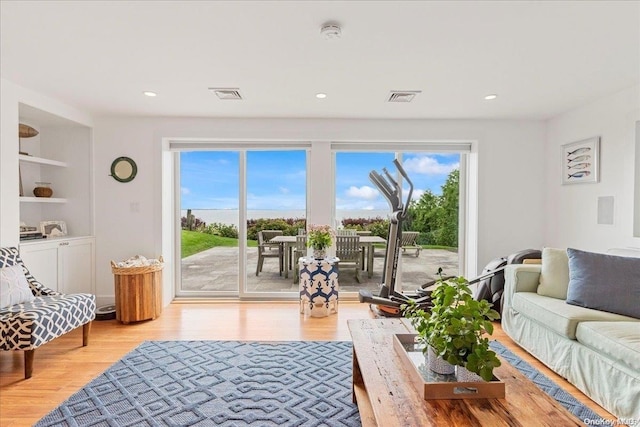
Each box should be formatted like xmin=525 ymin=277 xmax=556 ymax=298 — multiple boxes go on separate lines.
xmin=19 ymin=237 xmax=95 ymax=294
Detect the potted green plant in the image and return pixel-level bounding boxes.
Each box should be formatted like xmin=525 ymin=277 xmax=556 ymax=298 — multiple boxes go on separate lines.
xmin=404 ymin=271 xmax=501 ymax=381
xmin=306 ymin=224 xmax=334 ymax=259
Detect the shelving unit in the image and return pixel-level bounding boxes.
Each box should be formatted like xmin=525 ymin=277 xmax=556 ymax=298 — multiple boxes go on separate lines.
xmin=16 ymin=103 xmax=95 ymax=295
xmin=17 ymin=103 xmax=93 ymax=239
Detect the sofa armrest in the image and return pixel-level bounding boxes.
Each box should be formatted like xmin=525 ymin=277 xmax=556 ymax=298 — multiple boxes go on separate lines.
xmin=502 ymin=264 xmax=541 ymax=312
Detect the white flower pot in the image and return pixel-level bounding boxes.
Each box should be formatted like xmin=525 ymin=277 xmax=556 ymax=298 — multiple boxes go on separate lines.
xmin=427 ymin=346 xmax=455 ymax=375
xmin=456 ymin=366 xmax=484 ymax=382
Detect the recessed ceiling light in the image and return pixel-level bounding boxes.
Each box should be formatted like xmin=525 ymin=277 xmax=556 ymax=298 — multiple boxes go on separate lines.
xmin=484 ymin=94 xmax=498 ymax=100
xmin=316 ymin=93 xmax=327 ymax=99
xmin=143 ymin=91 xmax=157 ymax=97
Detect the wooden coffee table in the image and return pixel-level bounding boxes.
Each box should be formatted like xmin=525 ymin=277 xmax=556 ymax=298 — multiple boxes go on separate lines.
xmin=348 ymin=318 xmax=583 ymax=426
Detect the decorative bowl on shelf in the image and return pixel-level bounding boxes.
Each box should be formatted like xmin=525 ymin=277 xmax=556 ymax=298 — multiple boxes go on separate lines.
xmin=33 ymin=182 xmax=53 ymax=198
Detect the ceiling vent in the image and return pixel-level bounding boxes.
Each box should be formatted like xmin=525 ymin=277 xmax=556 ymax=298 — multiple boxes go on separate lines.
xmin=388 ymin=90 xmax=421 ymax=103
xmin=209 ymin=88 xmax=243 ymax=100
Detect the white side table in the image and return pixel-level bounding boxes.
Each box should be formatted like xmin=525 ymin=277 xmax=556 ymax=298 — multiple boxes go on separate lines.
xmin=299 ymin=256 xmax=339 ymax=317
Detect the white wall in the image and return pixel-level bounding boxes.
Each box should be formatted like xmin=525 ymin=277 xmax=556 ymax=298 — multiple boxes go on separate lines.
xmin=545 ymin=85 xmax=640 ymax=251
xmin=93 ymin=117 xmax=547 ymax=305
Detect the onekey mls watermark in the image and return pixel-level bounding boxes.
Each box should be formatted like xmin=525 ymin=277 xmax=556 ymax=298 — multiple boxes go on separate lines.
xmin=584 ymin=418 xmax=639 ymax=426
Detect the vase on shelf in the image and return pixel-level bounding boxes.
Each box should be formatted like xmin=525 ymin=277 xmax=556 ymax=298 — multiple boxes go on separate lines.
xmin=312 ymin=248 xmax=327 ymax=260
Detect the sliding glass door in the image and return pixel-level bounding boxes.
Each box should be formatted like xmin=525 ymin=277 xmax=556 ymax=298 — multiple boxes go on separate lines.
xmin=334 ymin=149 xmax=461 ymax=295
xmin=177 ymin=147 xmax=307 ymax=298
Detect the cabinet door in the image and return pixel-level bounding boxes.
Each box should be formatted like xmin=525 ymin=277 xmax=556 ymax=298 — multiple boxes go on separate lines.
xmin=59 ymin=238 xmax=94 ymax=294
xmin=19 ymin=243 xmax=60 ymax=291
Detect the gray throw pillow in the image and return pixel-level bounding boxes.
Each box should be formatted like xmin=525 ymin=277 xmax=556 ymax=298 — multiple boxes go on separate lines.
xmin=566 ymin=248 xmax=640 ymax=318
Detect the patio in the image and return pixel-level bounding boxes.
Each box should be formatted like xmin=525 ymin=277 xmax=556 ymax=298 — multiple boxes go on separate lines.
xmin=181 ymin=247 xmax=459 ymax=295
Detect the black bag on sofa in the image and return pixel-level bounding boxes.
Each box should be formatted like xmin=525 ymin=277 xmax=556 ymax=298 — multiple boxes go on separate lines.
xmin=473 ymin=249 xmax=541 ymax=314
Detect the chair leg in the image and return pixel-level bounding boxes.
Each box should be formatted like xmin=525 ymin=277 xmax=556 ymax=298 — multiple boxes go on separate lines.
xmin=24 ymin=349 xmax=34 ymax=379
xmin=256 ymin=255 xmax=263 ymax=276
xmin=83 ymin=322 xmax=91 ymax=346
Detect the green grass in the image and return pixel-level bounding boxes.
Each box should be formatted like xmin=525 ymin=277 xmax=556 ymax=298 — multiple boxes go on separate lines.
xmin=181 ymin=230 xmax=257 ymax=258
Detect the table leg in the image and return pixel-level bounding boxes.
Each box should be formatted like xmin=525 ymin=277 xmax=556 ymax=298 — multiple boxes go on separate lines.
xmin=367 ymin=243 xmax=374 ymax=278
xmin=283 ymin=242 xmax=289 ymax=278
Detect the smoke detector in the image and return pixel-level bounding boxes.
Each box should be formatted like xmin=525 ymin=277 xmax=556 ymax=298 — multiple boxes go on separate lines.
xmin=320 ymin=23 xmax=341 ymax=40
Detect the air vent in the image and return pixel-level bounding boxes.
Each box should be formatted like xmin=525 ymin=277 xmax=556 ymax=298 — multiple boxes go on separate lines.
xmin=388 ymin=90 xmax=421 ymax=103
xmin=209 ymin=88 xmax=243 ymax=100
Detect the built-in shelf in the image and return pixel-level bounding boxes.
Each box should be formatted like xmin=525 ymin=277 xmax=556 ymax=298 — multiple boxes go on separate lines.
xmin=19 ymin=154 xmax=67 ymax=168
xmin=20 ymin=196 xmax=68 ymax=203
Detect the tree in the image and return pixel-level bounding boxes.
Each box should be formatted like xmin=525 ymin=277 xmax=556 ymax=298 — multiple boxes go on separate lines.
xmin=408 ymin=169 xmax=459 ymax=247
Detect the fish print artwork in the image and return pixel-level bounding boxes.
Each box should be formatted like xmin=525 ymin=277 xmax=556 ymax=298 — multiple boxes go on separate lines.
xmin=567 ymin=147 xmax=591 ymax=157
xmin=568 ymin=162 xmax=591 ymax=170
xmin=567 ymin=154 xmax=591 ymax=163
xmin=568 ymin=171 xmax=591 ymax=179
xmin=562 ymin=137 xmax=599 ymax=184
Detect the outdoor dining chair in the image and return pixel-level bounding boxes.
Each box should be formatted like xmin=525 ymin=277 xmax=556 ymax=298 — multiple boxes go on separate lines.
xmin=293 ymin=235 xmax=307 ymax=283
xmin=400 ymin=231 xmax=421 ymax=257
xmin=335 ymin=235 xmax=362 ymax=282
xmin=255 ymin=230 xmax=283 ymax=275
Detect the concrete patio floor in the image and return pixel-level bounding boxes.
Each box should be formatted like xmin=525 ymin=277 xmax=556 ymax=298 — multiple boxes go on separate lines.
xmin=181 ymin=246 xmax=459 ymax=295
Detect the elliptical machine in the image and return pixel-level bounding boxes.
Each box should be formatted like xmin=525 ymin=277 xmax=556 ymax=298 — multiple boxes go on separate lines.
xmin=358 ymin=159 xmax=433 ymax=316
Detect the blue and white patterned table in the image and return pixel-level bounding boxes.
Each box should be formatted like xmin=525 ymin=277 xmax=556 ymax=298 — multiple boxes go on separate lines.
xmin=299 ymin=256 xmax=339 ymax=317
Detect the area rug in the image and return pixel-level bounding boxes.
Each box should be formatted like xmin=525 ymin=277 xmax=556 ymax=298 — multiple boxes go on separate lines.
xmin=490 ymin=340 xmax=603 ymax=424
xmin=37 ymin=340 xmax=604 ymax=426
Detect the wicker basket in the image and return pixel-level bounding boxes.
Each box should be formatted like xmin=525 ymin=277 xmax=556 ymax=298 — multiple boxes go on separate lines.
xmin=110 ymin=256 xmax=164 ymax=275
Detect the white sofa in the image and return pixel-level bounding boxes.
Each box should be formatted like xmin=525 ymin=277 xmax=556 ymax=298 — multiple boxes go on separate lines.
xmin=501 ymin=248 xmax=640 ymax=419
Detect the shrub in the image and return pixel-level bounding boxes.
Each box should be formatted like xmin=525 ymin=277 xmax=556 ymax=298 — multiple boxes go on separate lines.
xmin=246 ymin=218 xmax=306 ymax=240
xmin=203 ymin=222 xmax=238 ymax=238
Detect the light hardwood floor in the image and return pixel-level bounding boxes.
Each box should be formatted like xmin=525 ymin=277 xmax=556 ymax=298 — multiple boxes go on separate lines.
xmin=0 ymin=302 xmax=619 ymax=426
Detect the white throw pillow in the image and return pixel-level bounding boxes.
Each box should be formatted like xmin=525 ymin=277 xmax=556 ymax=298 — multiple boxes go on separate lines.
xmin=0 ymin=264 xmax=35 ymax=308
xmin=537 ymin=247 xmax=570 ymax=300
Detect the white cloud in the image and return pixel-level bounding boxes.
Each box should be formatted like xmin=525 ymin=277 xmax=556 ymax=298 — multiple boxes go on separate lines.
xmin=403 ymin=156 xmax=459 ymax=175
xmin=279 ymin=187 xmax=290 ymax=194
xmin=346 ymin=185 xmax=379 ymax=200
xmin=410 ymin=188 xmax=425 ymax=201
xmin=181 ymin=187 xmax=191 ymax=195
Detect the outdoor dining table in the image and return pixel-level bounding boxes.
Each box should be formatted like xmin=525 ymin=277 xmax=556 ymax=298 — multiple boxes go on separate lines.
xmin=268 ymin=235 xmax=386 ymax=279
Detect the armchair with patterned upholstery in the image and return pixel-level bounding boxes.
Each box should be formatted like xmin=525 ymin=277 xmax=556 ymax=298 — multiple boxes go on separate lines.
xmin=0 ymin=247 xmax=96 ymax=378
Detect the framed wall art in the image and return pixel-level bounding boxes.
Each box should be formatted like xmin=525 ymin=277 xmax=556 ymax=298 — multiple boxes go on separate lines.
xmin=562 ymin=136 xmax=600 ymax=185
xmin=40 ymin=220 xmax=67 ymax=238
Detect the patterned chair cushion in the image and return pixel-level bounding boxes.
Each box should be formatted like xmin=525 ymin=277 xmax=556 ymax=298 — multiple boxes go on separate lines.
xmin=0 ymin=294 xmax=96 ymax=351
xmin=0 ymin=247 xmax=96 ymax=352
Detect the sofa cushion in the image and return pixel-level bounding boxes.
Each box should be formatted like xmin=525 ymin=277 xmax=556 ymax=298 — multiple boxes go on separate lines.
xmin=576 ymin=321 xmax=640 ymax=373
xmin=512 ymin=292 xmax=636 ymax=339
xmin=537 ymin=247 xmax=570 ymax=300
xmin=0 ymin=265 xmax=35 ymax=308
xmin=566 ymin=248 xmax=640 ymax=318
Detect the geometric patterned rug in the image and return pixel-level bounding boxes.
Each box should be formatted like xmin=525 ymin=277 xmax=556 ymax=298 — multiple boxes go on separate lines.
xmin=36 ymin=340 xmax=603 ymax=426
xmin=36 ymin=341 xmax=360 ymax=426
xmin=489 ymin=341 xmax=602 ymax=425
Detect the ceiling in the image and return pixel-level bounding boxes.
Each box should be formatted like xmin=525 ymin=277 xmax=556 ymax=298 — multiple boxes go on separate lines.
xmin=1 ymin=1 xmax=638 ymax=120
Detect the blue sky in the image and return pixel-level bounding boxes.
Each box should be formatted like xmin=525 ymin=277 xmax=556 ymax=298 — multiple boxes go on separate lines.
xmin=180 ymin=151 xmax=459 ymax=210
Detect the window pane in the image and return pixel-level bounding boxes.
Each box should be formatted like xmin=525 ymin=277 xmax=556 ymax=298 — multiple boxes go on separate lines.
xmin=179 ymin=151 xmax=240 ymax=294
xmin=246 ymin=150 xmax=307 ymax=293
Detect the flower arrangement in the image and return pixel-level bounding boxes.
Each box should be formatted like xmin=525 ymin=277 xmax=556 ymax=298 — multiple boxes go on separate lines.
xmin=306 ymin=224 xmax=334 ymax=250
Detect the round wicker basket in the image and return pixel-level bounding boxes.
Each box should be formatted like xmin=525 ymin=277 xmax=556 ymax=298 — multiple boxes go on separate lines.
xmin=111 ymin=256 xmax=164 ymax=275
